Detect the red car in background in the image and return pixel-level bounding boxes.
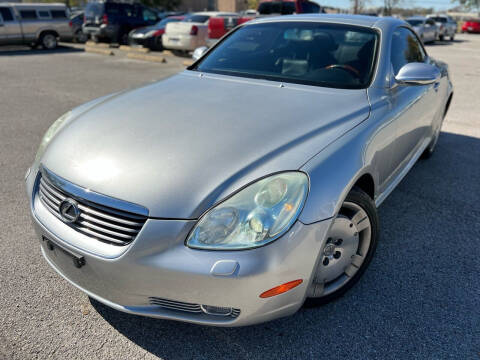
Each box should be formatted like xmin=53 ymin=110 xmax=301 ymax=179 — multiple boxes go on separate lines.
xmin=207 ymin=14 xmax=252 ymax=47
xmin=207 ymin=0 xmax=322 ymax=47
xmin=462 ymin=19 xmax=480 ymax=33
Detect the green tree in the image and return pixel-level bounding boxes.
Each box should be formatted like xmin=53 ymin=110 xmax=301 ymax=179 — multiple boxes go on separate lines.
xmin=247 ymin=0 xmax=259 ymax=10
xmin=456 ymin=0 xmax=480 ymax=13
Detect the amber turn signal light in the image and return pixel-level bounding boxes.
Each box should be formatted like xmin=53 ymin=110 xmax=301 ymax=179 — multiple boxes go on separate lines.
xmin=259 ymin=279 xmax=303 ymax=298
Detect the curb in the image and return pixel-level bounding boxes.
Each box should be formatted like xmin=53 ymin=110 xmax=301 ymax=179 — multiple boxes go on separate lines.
xmin=126 ymin=52 xmax=167 ymax=63
xmin=85 ymin=41 xmax=110 ymax=48
xmin=119 ymin=45 xmax=150 ymax=53
xmin=85 ymin=46 xmax=114 ymax=56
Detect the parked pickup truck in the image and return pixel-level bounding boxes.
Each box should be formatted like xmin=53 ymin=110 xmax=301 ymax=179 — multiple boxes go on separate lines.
xmin=0 ymin=3 xmax=73 ymax=49
xmin=427 ymin=14 xmax=456 ymax=41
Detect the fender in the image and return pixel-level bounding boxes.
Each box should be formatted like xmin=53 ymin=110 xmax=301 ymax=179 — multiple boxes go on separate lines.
xmin=299 ymin=114 xmax=384 ymax=224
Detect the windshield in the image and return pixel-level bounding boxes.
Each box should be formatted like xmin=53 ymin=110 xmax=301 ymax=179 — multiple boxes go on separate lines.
xmin=85 ymin=2 xmax=104 ymax=18
xmin=407 ymin=19 xmax=423 ymax=26
xmin=193 ymin=22 xmax=378 ymax=89
xmin=157 ymin=17 xmax=181 ymax=27
xmin=184 ymin=15 xmax=210 ymax=23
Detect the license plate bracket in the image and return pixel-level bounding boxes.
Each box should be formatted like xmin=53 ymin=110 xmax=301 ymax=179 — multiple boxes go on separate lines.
xmin=42 ymin=236 xmax=85 ymax=269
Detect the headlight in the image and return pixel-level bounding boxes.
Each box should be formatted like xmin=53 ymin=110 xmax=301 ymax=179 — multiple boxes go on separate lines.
xmin=34 ymin=111 xmax=71 ymax=163
xmin=186 ymin=172 xmax=309 ymax=250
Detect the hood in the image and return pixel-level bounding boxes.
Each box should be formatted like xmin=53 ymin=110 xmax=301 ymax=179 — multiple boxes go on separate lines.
xmin=42 ymin=72 xmax=370 ymax=219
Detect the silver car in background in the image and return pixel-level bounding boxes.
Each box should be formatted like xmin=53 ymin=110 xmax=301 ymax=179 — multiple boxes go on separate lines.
xmin=427 ymin=14 xmax=457 ymax=41
xmin=26 ymin=15 xmax=453 ymax=327
xmin=0 ymin=3 xmax=73 ymax=49
xmin=406 ymin=16 xmax=438 ymax=43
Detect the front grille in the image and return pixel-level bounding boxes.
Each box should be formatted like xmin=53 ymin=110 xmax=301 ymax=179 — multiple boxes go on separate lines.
xmin=37 ymin=173 xmax=147 ymax=246
xmin=149 ymin=297 xmax=240 ymax=318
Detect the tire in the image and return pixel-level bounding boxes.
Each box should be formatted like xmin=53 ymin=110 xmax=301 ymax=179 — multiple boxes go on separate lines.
xmin=439 ymin=34 xmax=444 ymax=41
xmin=75 ymin=30 xmax=88 ymax=44
xmin=40 ymin=32 xmax=57 ymax=50
xmin=153 ymin=36 xmax=163 ymax=51
xmin=304 ymin=187 xmax=379 ymax=307
xmin=450 ymin=33 xmax=455 ymax=41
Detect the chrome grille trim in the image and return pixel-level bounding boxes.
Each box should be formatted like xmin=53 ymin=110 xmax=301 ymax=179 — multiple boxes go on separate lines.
xmin=149 ymin=297 xmax=240 ymax=318
xmin=150 ymin=297 xmax=202 ymax=313
xmin=40 ymin=165 xmax=149 ymax=217
xmin=37 ymin=166 xmax=148 ymax=246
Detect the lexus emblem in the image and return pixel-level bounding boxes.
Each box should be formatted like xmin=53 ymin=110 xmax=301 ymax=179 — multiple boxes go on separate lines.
xmin=59 ymin=199 xmax=80 ymax=223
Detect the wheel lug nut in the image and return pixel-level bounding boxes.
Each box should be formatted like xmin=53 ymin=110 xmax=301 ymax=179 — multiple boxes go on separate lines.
xmin=334 ymin=238 xmax=343 ymax=246
xmin=323 ymin=257 xmax=329 ymax=266
xmin=333 ymin=251 xmax=341 ymax=259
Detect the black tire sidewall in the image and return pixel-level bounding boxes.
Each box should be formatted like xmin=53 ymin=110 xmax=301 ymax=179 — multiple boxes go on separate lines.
xmin=304 ymin=187 xmax=379 ymax=307
xmin=41 ymin=33 xmax=57 ymax=49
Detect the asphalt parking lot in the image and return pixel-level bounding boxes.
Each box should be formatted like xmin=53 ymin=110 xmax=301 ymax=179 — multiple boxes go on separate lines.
xmin=1 ymin=34 xmax=479 ymax=360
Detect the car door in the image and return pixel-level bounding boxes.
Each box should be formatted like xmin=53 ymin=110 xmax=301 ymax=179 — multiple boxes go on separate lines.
xmin=387 ymin=27 xmax=439 ymax=178
xmin=0 ymin=6 xmax=23 ymax=44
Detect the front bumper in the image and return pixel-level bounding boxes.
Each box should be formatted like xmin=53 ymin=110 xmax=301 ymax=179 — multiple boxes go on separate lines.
xmin=162 ymin=34 xmax=203 ymax=51
xmin=27 ymin=168 xmax=331 ymax=327
xmin=82 ymin=25 xmax=116 ymax=41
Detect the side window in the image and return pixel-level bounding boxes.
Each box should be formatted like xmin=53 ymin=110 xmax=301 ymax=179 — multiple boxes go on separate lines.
xmin=427 ymin=19 xmax=435 ymax=26
xmin=121 ymin=4 xmax=134 ymax=17
xmin=50 ymin=10 xmax=67 ymax=19
xmin=0 ymin=7 xmax=14 ymax=21
xmin=142 ymin=8 xmax=157 ymax=22
xmin=20 ymin=10 xmax=38 ymax=19
xmin=391 ymin=27 xmax=426 ymax=75
xmin=37 ymin=10 xmax=51 ymax=19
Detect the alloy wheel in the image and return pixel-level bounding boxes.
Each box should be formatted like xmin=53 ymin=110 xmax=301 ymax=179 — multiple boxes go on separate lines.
xmin=308 ymin=201 xmax=372 ymax=298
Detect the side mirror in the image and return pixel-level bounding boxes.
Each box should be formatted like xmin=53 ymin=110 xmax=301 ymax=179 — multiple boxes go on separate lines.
xmin=192 ymin=46 xmax=208 ymax=61
xmin=395 ymin=62 xmax=441 ymax=86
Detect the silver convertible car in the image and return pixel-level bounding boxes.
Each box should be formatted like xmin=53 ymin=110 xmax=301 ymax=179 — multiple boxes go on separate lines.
xmin=26 ymin=15 xmax=453 ymax=326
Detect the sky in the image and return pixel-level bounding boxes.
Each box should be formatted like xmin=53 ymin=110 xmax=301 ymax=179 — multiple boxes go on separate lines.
xmin=316 ymin=0 xmax=460 ymax=11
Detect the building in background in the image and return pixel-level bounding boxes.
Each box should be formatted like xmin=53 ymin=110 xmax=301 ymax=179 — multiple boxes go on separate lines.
xmin=178 ymin=0 xmax=248 ymax=12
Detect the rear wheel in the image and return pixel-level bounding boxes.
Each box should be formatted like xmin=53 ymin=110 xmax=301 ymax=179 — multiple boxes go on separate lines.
xmin=305 ymin=187 xmax=379 ymax=306
xmin=75 ymin=30 xmax=88 ymax=43
xmin=40 ymin=33 xmax=57 ymax=50
xmin=439 ymin=34 xmax=445 ymax=41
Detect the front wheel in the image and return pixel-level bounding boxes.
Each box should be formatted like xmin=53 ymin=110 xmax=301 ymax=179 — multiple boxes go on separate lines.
xmin=439 ymin=34 xmax=445 ymax=41
xmin=305 ymin=187 xmax=379 ymax=306
xmin=40 ymin=33 xmax=57 ymax=50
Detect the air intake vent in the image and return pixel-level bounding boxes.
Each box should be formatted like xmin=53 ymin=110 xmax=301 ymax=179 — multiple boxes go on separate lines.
xmin=149 ymin=297 xmax=240 ymax=318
